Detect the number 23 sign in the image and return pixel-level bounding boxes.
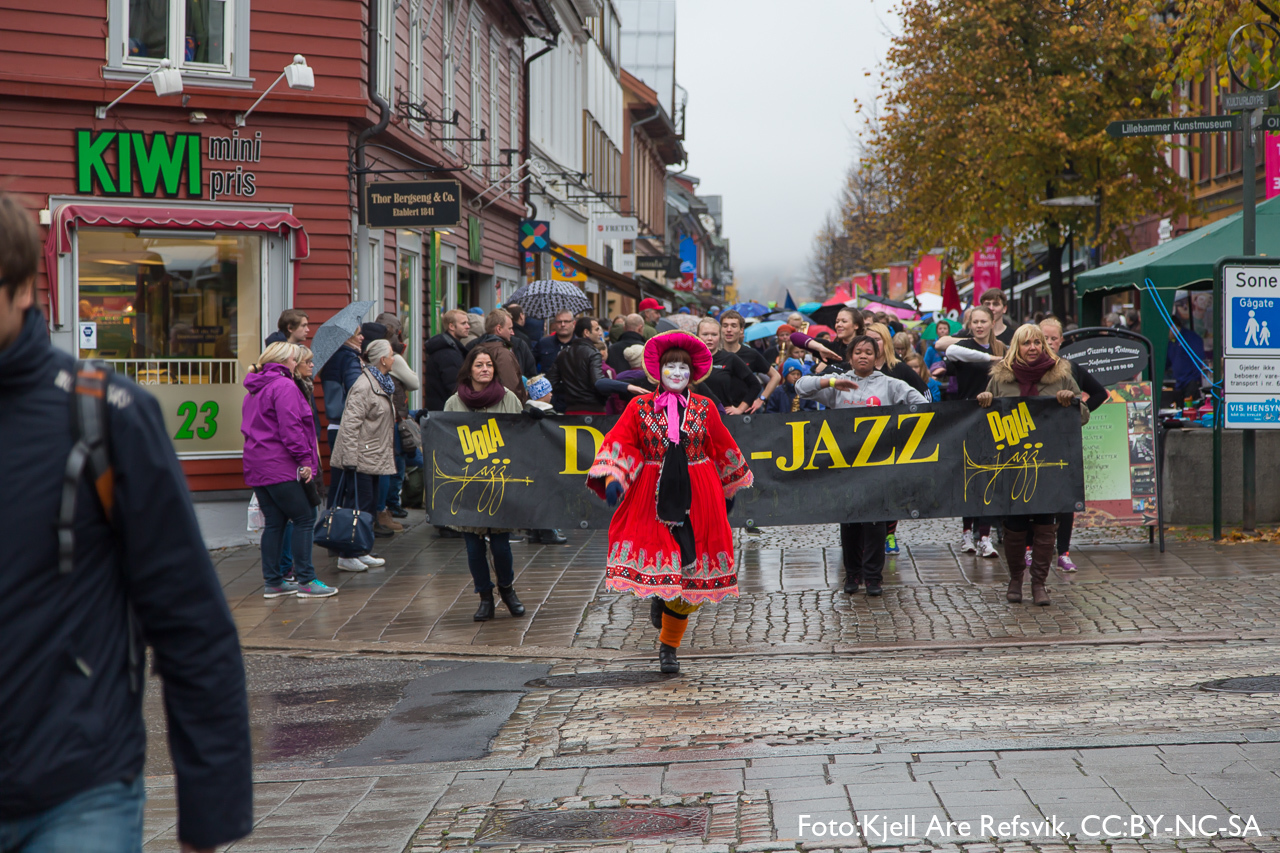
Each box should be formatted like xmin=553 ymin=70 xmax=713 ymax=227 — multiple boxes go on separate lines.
xmin=153 ymin=385 xmax=246 ymax=455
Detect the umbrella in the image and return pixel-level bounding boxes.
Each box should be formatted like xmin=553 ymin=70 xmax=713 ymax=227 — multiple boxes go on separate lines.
xmin=811 ymin=300 xmax=857 ymax=327
xmin=312 ymin=301 xmax=375 ymax=373
xmin=861 ymin=295 xmax=917 ymax=312
xmin=506 ymin=279 xmax=592 ymax=319
xmin=799 ymin=301 xmax=822 ymax=314
xmin=766 ymin=310 xmax=814 ymax=325
xmin=725 ymin=302 xmax=769 ymax=318
xmin=659 ymin=313 xmax=702 ymax=332
xmin=807 ymin=324 xmax=835 ymax=338
xmin=744 ymin=320 xmax=784 ymax=343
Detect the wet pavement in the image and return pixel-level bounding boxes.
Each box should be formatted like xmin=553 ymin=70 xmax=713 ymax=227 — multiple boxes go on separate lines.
xmin=135 ymin=515 xmax=1280 ymax=851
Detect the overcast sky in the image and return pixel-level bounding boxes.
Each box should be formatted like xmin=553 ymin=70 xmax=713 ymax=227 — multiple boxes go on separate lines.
xmin=673 ymin=0 xmax=895 ymax=303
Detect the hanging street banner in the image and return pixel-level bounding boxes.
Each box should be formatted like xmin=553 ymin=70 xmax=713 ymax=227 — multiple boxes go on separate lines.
xmin=972 ymin=237 xmax=1002 ymax=303
xmin=420 ymin=399 xmax=1085 ymax=529
xmin=1106 ymin=116 xmax=1239 ymax=137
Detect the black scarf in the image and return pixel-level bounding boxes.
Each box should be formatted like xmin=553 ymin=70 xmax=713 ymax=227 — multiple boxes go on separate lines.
xmin=655 ymin=404 xmax=693 ymax=525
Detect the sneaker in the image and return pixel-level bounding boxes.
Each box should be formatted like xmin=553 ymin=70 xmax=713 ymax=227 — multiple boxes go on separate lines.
xmin=359 ymin=554 xmax=386 ymax=568
xmin=978 ymin=535 xmax=998 ymax=558
xmin=264 ymin=582 xmax=298 ymax=599
xmin=336 ymin=557 xmax=368 ymax=572
xmin=884 ymin=534 xmax=899 ymax=555
xmin=282 ymin=571 xmax=296 ymax=583
xmin=296 ymin=580 xmax=338 ymax=598
xmin=1025 ymin=550 xmax=1033 ymax=567
xmin=960 ymin=530 xmax=976 ymax=553
xmin=389 ymin=506 xmax=408 ymax=518
xmin=1058 ymin=552 xmax=1078 ymax=572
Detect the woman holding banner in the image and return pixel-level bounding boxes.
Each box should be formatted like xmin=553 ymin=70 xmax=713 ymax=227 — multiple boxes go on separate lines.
xmin=585 ymin=332 xmax=753 ymax=674
xmin=978 ymin=324 xmax=1090 ymax=607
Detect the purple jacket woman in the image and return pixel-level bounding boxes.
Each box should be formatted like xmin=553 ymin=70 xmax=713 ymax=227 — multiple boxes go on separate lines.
xmin=242 ymin=360 xmax=334 ymax=598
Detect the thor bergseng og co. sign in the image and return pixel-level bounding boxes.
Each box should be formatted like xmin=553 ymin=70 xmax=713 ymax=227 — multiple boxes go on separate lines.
xmin=364 ymin=180 xmax=462 ymax=228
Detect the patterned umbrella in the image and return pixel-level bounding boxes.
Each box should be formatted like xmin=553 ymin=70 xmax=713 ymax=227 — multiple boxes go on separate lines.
xmin=507 ymin=280 xmax=592 ymax=319
xmin=311 ymin=301 xmax=375 ymax=373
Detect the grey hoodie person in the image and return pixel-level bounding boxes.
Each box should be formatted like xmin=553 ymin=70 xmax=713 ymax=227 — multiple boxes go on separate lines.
xmin=795 ymin=368 xmax=927 ymax=409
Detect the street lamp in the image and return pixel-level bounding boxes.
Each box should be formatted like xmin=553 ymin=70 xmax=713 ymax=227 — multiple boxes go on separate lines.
xmin=236 ymin=55 xmax=316 ymax=127
xmin=95 ymin=59 xmax=183 ymax=119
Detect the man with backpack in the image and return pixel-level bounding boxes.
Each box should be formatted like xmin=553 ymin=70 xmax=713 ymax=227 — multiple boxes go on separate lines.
xmin=0 ymin=193 xmax=252 ymax=850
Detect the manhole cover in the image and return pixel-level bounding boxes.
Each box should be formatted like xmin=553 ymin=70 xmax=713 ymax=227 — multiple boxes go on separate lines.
xmin=1199 ymin=676 xmax=1280 ymax=693
xmin=475 ymin=807 xmax=708 ymax=844
xmin=525 ymin=671 xmax=678 ymax=689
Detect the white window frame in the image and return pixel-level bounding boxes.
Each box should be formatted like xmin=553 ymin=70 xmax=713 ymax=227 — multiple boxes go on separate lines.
xmin=441 ymin=0 xmax=456 ymax=153
xmin=397 ymin=230 xmax=424 ymax=409
xmin=106 ymin=0 xmax=249 ymax=84
xmin=489 ymin=34 xmax=501 ymax=181
xmin=509 ymin=52 xmax=521 ymax=174
xmin=376 ymin=0 xmax=396 ymax=104
xmin=470 ymin=24 xmax=483 ymax=171
xmin=408 ymin=0 xmax=425 ymax=135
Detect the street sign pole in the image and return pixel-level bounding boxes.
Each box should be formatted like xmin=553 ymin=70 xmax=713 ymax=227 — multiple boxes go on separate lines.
xmin=1214 ymin=272 xmax=1224 ymax=542
xmin=1242 ymin=110 xmax=1259 ymax=533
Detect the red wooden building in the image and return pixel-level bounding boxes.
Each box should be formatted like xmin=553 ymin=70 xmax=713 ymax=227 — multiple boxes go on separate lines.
xmin=0 ymin=0 xmax=554 ymax=492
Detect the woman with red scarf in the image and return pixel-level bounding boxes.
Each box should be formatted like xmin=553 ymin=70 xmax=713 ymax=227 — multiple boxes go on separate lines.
xmin=978 ymin=324 xmax=1090 ymax=607
xmin=586 ymin=332 xmax=753 ymax=674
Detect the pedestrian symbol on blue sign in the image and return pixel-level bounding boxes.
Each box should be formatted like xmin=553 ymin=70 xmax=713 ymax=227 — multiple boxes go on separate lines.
xmin=1232 ymin=297 xmax=1280 ymax=348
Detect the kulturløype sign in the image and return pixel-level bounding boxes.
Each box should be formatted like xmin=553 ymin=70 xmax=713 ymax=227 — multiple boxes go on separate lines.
xmin=421 ymin=399 xmax=1085 ymax=529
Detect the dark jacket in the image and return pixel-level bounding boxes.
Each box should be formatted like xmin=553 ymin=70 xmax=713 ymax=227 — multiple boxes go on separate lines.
xmin=509 ymin=333 xmax=537 ymax=378
xmin=318 ymin=343 xmax=363 ymax=424
xmin=0 ymin=308 xmax=251 ymax=847
xmin=1068 ymin=360 xmax=1109 ymax=412
xmin=466 ymin=334 xmax=529 ymax=403
xmin=766 ymin=382 xmax=818 ymax=413
xmin=548 ymin=337 xmax=607 ymax=412
xmin=703 ymin=349 xmax=763 ymax=409
xmin=534 ymin=334 xmax=571 ymax=375
xmin=423 ymin=332 xmax=466 ymax=411
xmin=264 ymin=330 xmax=288 ymax=346
xmin=606 ymin=330 xmax=647 ymax=373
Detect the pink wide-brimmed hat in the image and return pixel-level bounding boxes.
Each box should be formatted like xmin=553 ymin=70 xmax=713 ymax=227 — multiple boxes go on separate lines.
xmin=643 ymin=331 xmax=713 ymax=385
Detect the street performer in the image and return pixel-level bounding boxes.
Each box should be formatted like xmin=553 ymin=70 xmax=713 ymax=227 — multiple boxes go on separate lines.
xmin=586 ymin=331 xmax=753 ymax=674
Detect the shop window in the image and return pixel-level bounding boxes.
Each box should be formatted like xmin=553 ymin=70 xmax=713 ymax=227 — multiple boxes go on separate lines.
xmin=398 ymin=245 xmax=420 ymax=377
xmin=76 ymin=229 xmax=261 ymax=455
xmin=110 ymin=0 xmax=247 ymax=79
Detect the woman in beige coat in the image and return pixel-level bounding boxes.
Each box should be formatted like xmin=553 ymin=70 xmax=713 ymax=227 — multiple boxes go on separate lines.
xmin=978 ymin=323 xmax=1089 ymax=607
xmin=330 ymin=338 xmax=396 ymax=571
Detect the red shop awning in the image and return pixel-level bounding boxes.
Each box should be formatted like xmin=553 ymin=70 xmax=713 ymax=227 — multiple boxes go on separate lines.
xmin=44 ymin=203 xmax=310 ymax=319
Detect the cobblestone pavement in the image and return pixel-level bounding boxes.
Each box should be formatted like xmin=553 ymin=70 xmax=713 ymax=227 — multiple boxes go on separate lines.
xmin=214 ymin=515 xmax=1280 ymax=656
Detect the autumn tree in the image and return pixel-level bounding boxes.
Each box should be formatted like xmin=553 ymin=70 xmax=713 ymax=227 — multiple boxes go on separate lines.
xmin=807 ymin=155 xmax=904 ymax=298
xmin=863 ymin=0 xmax=1194 ymax=319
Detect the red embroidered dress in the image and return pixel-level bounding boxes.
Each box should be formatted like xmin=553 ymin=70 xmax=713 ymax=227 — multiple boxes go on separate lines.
xmin=586 ymin=392 xmax=752 ymax=604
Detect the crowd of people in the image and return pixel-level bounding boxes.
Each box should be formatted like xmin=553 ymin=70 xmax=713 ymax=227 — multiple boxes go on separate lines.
xmin=241 ymin=287 xmax=1110 ymax=612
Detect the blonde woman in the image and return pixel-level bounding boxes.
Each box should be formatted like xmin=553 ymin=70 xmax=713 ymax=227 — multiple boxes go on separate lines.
xmin=978 ymin=323 xmax=1089 ymax=606
xmin=241 ymin=342 xmax=336 ymax=598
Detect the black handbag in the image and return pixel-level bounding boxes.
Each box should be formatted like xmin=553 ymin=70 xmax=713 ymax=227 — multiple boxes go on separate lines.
xmin=313 ymin=470 xmax=374 ymax=553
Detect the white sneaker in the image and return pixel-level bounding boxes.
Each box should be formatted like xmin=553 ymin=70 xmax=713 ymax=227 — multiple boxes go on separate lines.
xmin=978 ymin=535 xmax=998 ymax=558
xmin=960 ymin=530 xmax=976 ymax=553
xmin=359 ymin=554 xmax=386 ymax=568
xmin=336 ymin=557 xmax=367 ymax=572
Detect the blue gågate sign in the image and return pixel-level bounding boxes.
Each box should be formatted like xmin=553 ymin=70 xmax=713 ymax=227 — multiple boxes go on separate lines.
xmin=1231 ymin=296 xmax=1280 ymax=348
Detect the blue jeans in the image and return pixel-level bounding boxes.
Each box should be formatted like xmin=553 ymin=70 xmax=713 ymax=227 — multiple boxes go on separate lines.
xmin=280 ymin=520 xmax=294 ymax=572
xmin=462 ymin=532 xmax=514 ymax=592
xmin=254 ymin=480 xmax=318 ymax=586
xmin=0 ymin=776 xmax=144 ymax=853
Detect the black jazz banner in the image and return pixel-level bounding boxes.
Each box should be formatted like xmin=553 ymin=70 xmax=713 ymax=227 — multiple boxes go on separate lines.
xmin=420 ymin=399 xmax=1085 ymax=529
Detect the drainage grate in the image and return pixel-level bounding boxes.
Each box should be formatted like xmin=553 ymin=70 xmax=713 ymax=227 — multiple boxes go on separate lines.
xmin=525 ymin=671 xmax=679 ymax=689
xmin=1199 ymin=676 xmax=1280 ymax=693
xmin=474 ymin=807 xmax=708 ymax=844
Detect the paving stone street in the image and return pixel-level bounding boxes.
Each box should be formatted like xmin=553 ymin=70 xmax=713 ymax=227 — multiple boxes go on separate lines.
xmin=141 ymin=515 xmax=1280 ymax=852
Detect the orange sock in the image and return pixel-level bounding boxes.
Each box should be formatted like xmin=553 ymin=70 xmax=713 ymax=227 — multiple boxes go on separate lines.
xmin=658 ymin=612 xmax=689 ymax=648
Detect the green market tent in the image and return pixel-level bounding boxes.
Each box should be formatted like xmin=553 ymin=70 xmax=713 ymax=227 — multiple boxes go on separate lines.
xmin=1074 ymin=194 xmax=1280 ymax=396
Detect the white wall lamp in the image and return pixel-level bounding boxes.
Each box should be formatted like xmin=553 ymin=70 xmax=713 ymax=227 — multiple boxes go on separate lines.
xmin=236 ymin=55 xmax=316 ymax=127
xmin=95 ymin=58 xmax=183 ymax=119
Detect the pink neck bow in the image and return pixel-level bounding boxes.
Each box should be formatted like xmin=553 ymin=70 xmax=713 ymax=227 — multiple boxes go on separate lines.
xmin=653 ymin=389 xmax=686 ymax=444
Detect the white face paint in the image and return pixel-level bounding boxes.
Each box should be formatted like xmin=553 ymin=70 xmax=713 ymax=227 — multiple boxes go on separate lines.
xmin=661 ymin=361 xmax=691 ymax=392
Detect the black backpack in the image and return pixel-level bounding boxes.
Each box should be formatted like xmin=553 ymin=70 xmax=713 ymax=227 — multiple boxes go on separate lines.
xmin=57 ymin=360 xmax=141 ymax=692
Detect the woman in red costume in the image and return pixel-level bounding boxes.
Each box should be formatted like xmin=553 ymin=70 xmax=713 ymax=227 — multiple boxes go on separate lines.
xmin=586 ymin=332 xmax=753 ymax=674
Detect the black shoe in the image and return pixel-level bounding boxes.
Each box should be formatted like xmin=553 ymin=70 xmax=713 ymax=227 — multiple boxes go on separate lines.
xmin=541 ymin=529 xmax=568 ymax=545
xmin=474 ymin=590 xmax=496 ymax=621
xmin=650 ymin=597 xmax=664 ymax=629
xmin=497 ymin=585 xmax=525 ymax=616
xmin=746 ymin=525 xmax=763 ymax=534
xmin=373 ymin=523 xmax=395 ymax=538
xmin=843 ymin=576 xmax=861 ymax=594
xmin=658 ymin=643 xmax=680 ymax=674
xmin=434 ymin=526 xmax=461 ymax=539
xmin=865 ymin=584 xmax=883 ymax=597
xmin=389 ymin=506 xmax=408 ymax=518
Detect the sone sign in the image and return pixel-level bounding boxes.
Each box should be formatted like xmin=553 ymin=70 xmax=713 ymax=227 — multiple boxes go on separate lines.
xmin=1222 ymin=263 xmax=1280 ymax=428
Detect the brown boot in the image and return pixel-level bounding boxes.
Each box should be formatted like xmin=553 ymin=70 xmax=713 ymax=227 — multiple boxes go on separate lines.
xmin=378 ymin=509 xmax=404 ymax=532
xmin=1002 ymin=526 xmax=1027 ymax=603
xmin=1030 ymin=522 xmax=1057 ymax=606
